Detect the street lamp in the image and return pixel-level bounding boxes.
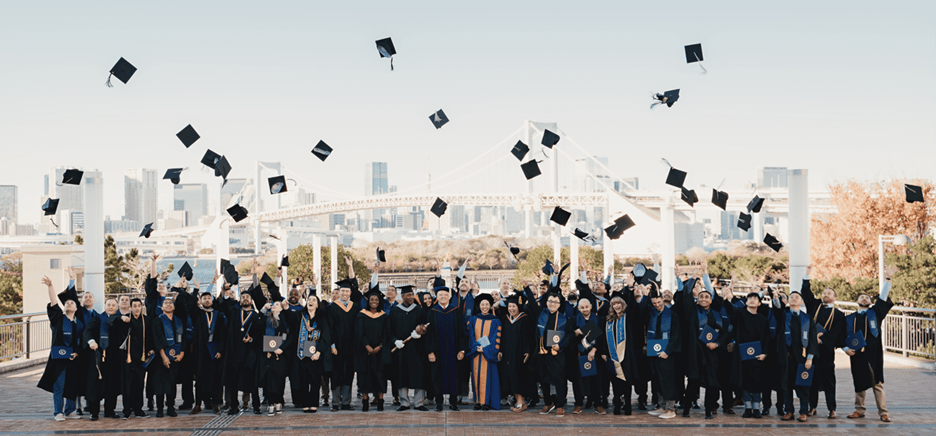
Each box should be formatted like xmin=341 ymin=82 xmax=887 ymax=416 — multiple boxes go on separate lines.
xmin=878 ymin=234 xmax=910 ymax=292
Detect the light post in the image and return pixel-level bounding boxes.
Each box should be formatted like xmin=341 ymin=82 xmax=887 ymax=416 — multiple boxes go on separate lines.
xmin=878 ymin=234 xmax=910 ymax=291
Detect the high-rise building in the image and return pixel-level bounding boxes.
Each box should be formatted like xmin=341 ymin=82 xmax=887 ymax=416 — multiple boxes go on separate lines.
xmin=757 ymin=167 xmax=788 ymax=188
xmin=365 ymin=162 xmax=390 ymax=228
xmin=59 ymin=210 xmax=84 ymax=236
xmin=124 ymin=169 xmax=158 ymax=225
xmin=573 ymin=157 xmax=611 ymax=192
xmin=0 ymin=185 xmax=17 ymax=223
xmin=220 ymin=178 xmax=248 ymax=211
xmin=613 ymin=178 xmax=639 ymax=193
xmin=173 ymin=184 xmax=208 ymax=224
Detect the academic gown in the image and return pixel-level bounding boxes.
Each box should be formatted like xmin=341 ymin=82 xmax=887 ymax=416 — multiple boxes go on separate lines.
xmin=466 ymin=313 xmax=501 ymax=409
xmin=353 ymin=309 xmax=390 ymax=394
xmin=37 ymin=304 xmax=84 ymax=398
xmin=800 ymin=279 xmax=845 ymax=393
xmin=499 ymin=310 xmax=535 ymax=397
xmin=672 ymin=285 xmax=731 ymax=385
xmin=774 ymin=307 xmax=819 ymax=393
xmin=151 ymin=314 xmax=190 ymax=396
xmin=729 ymin=308 xmax=770 ymax=393
xmin=600 ymin=284 xmax=644 ymax=384
xmin=534 ymin=309 xmax=570 ymax=387
xmin=388 ymin=303 xmax=428 ymax=390
xmin=191 ymin=307 xmax=226 ymax=379
xmin=225 ymin=305 xmax=264 ymax=392
xmin=81 ymin=312 xmax=109 ymax=406
xmin=845 ymin=296 xmax=894 ymax=392
xmin=259 ymin=313 xmax=293 ymax=400
xmin=426 ymin=301 xmax=468 ymax=396
xmin=641 ymin=303 xmax=681 ymax=402
xmin=327 ymin=282 xmax=362 ymax=387
xmin=171 ymin=285 xmax=198 ymax=386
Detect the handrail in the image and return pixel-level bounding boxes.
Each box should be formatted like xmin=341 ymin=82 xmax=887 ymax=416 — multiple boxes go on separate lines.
xmin=0 ymin=312 xmax=45 ymax=322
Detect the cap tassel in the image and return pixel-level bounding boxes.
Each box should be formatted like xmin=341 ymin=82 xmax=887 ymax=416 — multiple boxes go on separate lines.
xmin=50 ymin=218 xmax=59 ymax=228
xmin=693 ymin=53 xmax=707 ymax=74
xmin=390 ymin=56 xmax=394 ymax=71
xmin=106 ymin=73 xmax=114 ymax=88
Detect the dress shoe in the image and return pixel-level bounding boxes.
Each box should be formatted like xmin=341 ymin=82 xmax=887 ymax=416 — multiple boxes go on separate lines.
xmin=253 ymin=408 xmax=262 ymax=415
xmin=761 ymin=407 xmax=770 ymax=416
xmin=415 ymin=406 xmax=429 ymax=411
xmin=637 ymin=402 xmax=647 ymax=411
xmin=435 ymin=403 xmax=443 ymax=412
xmin=474 ymin=404 xmax=483 ymax=410
xmin=704 ymin=411 xmax=714 ymax=419
xmin=226 ymin=407 xmax=239 ymax=416
xmin=681 ymin=409 xmax=691 ymax=418
xmin=847 ymin=412 xmax=865 ymax=419
xmin=540 ymin=404 xmax=555 ymax=415
xmin=397 ymin=406 xmax=410 ymax=412
xmin=167 ymin=407 xmax=177 ymax=417
xmin=134 ymin=410 xmax=148 ymax=418
xmin=90 ymin=414 xmax=99 ymax=421
xmin=742 ymin=409 xmax=753 ymax=418
xmin=797 ymin=414 xmax=808 ymax=422
xmin=331 ymin=405 xmax=340 ymax=412
xmin=556 ymin=408 xmax=565 ymax=417
xmin=723 ymin=408 xmax=735 ymax=415
xmin=828 ymin=411 xmax=837 ymax=419
xmin=449 ymin=404 xmax=460 ymax=411
xmin=752 ymin=409 xmax=762 ymax=419
xmin=482 ymin=404 xmax=491 ymax=411
xmin=393 ymin=398 xmax=401 ymax=406
xmin=692 ymin=401 xmax=701 ymax=410
xmin=212 ymin=405 xmax=221 ymax=414
xmin=340 ymin=404 xmax=353 ymax=411
xmin=782 ymin=413 xmax=794 ymax=421
xmin=881 ymin=415 xmax=891 ymax=422
xmin=156 ymin=409 xmax=164 ymax=418
xmin=572 ymin=406 xmax=582 ymax=414
xmin=189 ymin=405 xmax=202 ymax=415
xmin=594 ymin=406 xmax=606 ymax=415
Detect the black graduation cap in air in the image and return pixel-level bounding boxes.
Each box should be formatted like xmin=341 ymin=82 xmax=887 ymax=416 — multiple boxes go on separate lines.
xmin=429 ymin=109 xmax=449 ymax=129
xmin=712 ymin=189 xmax=729 ymax=210
xmin=640 ymin=268 xmax=659 ymax=286
xmin=747 ymin=196 xmax=764 ymax=213
xmin=311 ymin=140 xmax=332 ymax=162
xmin=541 ymin=129 xmax=560 ymax=148
xmin=163 ymin=168 xmax=184 ymax=185
xmin=521 ymin=160 xmax=542 ymax=180
xmin=573 ymin=228 xmax=596 ymax=242
xmin=61 ymin=169 xmax=83 ymax=185
xmin=430 ymin=198 xmax=447 ymax=217
xmin=377 ymin=248 xmax=386 ymax=263
xmin=214 ymin=156 xmax=231 ymax=179
xmin=661 ymin=159 xmax=686 ymax=188
xmin=57 ymin=286 xmax=80 ymax=307
xmin=605 ymin=214 xmax=636 ymax=240
xmin=269 ymin=175 xmax=287 ymax=195
xmin=107 ymin=57 xmax=136 ymax=87
xmin=139 ymin=222 xmax=154 ymax=238
xmin=684 ymin=43 xmax=707 ymax=73
xmin=220 ymin=259 xmax=231 ymax=274
xmin=681 ymin=187 xmax=698 ymax=206
xmin=223 ymin=265 xmax=239 ymax=285
xmin=375 ymin=37 xmax=396 ymax=71
xmin=201 ymin=150 xmax=221 ymax=169
xmin=176 ymin=124 xmax=200 ymax=148
xmin=227 ymin=204 xmax=249 ymax=222
xmin=42 ymin=198 xmax=60 ymax=216
xmin=737 ymin=212 xmax=752 ymax=231
xmin=550 ymin=207 xmax=571 ymax=226
xmin=280 ymin=255 xmax=289 ymax=267
xmin=651 ymin=89 xmax=680 ymax=108
xmin=260 ymin=271 xmax=276 ymax=287
xmin=511 ymin=140 xmax=530 ymax=161
xmin=178 ymin=261 xmax=194 ymax=281
xmin=905 ymin=184 xmax=924 ymax=203
xmin=763 ymin=233 xmax=783 ymax=252
xmin=504 ymin=241 xmax=520 ymax=258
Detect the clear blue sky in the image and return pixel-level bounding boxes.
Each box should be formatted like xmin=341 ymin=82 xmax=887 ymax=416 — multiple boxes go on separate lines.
xmin=1 ymin=1 xmax=934 ymax=223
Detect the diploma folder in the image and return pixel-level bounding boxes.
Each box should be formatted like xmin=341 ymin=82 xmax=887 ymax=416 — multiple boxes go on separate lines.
xmin=795 ymin=364 xmax=815 ymax=387
xmin=647 ymin=339 xmax=668 ymax=356
xmin=51 ymin=346 xmax=73 ymax=359
xmin=739 ymin=341 xmax=761 ymax=361
xmin=477 ymin=336 xmax=490 ymax=348
xmin=579 ymin=355 xmax=597 ymax=377
xmin=545 ymin=330 xmax=564 ymax=348
xmin=698 ymin=325 xmax=719 ymax=343
xmin=264 ymin=335 xmax=284 ymax=352
xmin=846 ymin=332 xmax=867 ymax=350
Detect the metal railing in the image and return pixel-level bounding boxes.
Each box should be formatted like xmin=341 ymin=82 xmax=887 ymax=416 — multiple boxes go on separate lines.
xmin=0 ymin=312 xmax=50 ymax=362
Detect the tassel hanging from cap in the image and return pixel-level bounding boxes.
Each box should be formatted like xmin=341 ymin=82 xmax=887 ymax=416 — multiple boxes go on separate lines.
xmin=390 ymin=56 xmax=394 ymax=71
xmin=106 ymin=73 xmax=114 ymax=88
xmin=694 ymin=53 xmax=707 ymax=74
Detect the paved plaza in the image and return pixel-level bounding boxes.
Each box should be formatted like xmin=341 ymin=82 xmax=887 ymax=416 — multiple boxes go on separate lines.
xmin=1 ymin=352 xmax=933 ymax=435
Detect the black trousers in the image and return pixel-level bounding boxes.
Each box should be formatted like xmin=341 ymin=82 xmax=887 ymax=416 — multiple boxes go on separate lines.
xmin=784 ymin=385 xmax=809 ymax=415
xmin=121 ymin=364 xmax=145 ymax=414
xmin=195 ymin=357 xmax=224 ymax=408
xmin=544 ymin=381 xmax=568 ymax=408
xmin=683 ymin=378 xmax=700 ymax=410
xmin=102 ymin=353 xmax=123 ymax=415
xmin=85 ymin=354 xmax=104 ymax=416
xmin=809 ymin=353 xmax=837 ymax=412
xmin=296 ymin=358 xmax=323 ymax=407
xmin=704 ymin=385 xmax=720 ymax=412
xmin=610 ymin=378 xmax=633 ymax=413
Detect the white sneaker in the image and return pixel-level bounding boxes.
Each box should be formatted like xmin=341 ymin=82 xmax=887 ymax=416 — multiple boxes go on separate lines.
xmin=54 ymin=414 xmax=65 ymax=422
xmin=660 ymin=410 xmax=677 ymax=419
xmin=65 ymin=412 xmax=80 ymax=419
xmin=267 ymin=406 xmax=275 ymax=416
xmin=648 ymin=409 xmax=663 ymax=415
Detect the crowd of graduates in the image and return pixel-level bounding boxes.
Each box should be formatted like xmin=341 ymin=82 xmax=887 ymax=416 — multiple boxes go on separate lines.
xmin=38 ymin=252 xmax=895 ymax=424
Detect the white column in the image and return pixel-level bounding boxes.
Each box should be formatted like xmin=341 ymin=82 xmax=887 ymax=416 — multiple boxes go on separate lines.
xmin=553 ymin=224 xmax=561 ymax=267
xmin=83 ymin=171 xmax=105 ymax=312
xmin=570 ymin=231 xmax=579 ymax=287
xmin=276 ymin=228 xmax=287 ymax=286
xmin=216 ymin=219 xmax=230 ymax=277
xmin=524 ymin=120 xmax=534 ymax=239
xmin=661 ymin=198 xmax=676 ymax=293
xmin=788 ymin=169 xmax=809 ymax=294
xmin=602 ymin=195 xmax=613 ymax=278
xmin=312 ymin=234 xmax=322 ymax=292
xmin=330 ymin=236 xmax=338 ymax=293
xmin=753 ymin=212 xmax=765 ymax=242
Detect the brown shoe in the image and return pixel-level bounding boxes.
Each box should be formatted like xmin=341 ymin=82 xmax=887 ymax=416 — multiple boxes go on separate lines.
xmin=189 ymin=405 xmax=201 ymax=416
xmin=572 ymin=406 xmax=582 ymax=414
xmin=797 ymin=414 xmax=808 ymax=422
xmin=808 ymin=408 xmax=817 ymax=416
xmin=881 ymin=415 xmax=891 ymax=422
xmin=556 ymin=408 xmax=565 ymax=417
xmin=847 ymin=412 xmax=865 ymax=419
xmin=539 ymin=404 xmax=555 ymax=415
xmin=828 ymin=411 xmax=837 ymax=419
xmin=594 ymin=406 xmax=607 ymax=415
xmin=212 ymin=404 xmax=221 ymax=414
xmin=781 ymin=413 xmax=795 ymax=421
xmin=511 ymin=402 xmax=528 ymax=413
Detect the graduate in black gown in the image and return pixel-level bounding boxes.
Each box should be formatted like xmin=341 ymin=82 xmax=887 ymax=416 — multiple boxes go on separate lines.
xmin=187 ymin=277 xmax=227 ymax=415
xmin=258 ymin=271 xmax=295 ymax=416
xmin=221 ymin=287 xmax=264 ymax=415
xmin=728 ymin=292 xmax=769 ymax=418
xmin=598 ymin=295 xmax=642 ymax=416
xmin=533 ymin=289 xmax=571 ymax=417
xmin=799 ymin=274 xmax=845 ymax=418
xmin=83 ymin=296 xmax=118 ymax=420
xmin=151 ymin=296 xmax=191 ymax=417
xmin=417 ymin=290 xmax=438 ymax=404
xmin=426 ymin=281 xmax=467 ymax=411
xmin=388 ymin=285 xmax=429 ymax=411
xmin=37 ymin=276 xmax=84 ymax=421
xmin=501 ymin=292 xmax=535 ymax=413
xmin=291 ymin=289 xmax=332 ymax=414
xmin=642 ymin=286 xmax=681 ymax=419
xmin=355 ymin=286 xmax=391 ymax=411
xmin=327 ymin=256 xmax=362 ymax=411
xmin=774 ymin=291 xmax=819 ymax=422
xmin=843 ymin=282 xmax=894 ymax=422
xmin=113 ymin=297 xmax=153 ymax=419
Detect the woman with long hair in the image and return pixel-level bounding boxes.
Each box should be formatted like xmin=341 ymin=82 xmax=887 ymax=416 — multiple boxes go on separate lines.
xmin=259 ymin=298 xmax=292 ymax=416
xmin=293 ymin=294 xmax=331 ymax=413
xmin=467 ymin=293 xmax=502 ymax=410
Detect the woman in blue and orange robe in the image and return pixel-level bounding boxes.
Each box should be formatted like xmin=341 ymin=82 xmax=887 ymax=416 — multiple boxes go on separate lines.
xmin=467 ymin=293 xmax=502 ymax=410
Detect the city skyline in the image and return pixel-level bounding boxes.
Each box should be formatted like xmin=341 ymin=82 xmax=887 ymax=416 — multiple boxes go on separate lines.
xmin=0 ymin=2 xmax=933 ymax=225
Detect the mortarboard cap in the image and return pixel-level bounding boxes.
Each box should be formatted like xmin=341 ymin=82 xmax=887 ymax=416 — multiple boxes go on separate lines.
xmin=684 ymin=44 xmax=704 ymax=63
xmin=377 ymin=248 xmax=386 ymax=263
xmin=747 ymin=195 xmax=764 ymax=213
xmin=62 ymin=169 xmax=83 ymax=185
xmin=376 ymin=37 xmax=396 ymax=70
xmin=511 ymin=140 xmax=529 ymax=161
xmin=680 ymin=187 xmax=698 ymax=207
xmin=269 ymin=175 xmax=287 ymax=195
xmin=605 ymin=214 xmax=636 ymax=240
xmin=429 ymin=109 xmax=449 ymax=129
xmin=541 ymin=129 xmax=560 ymax=148
xmin=260 ymin=272 xmax=276 ymax=288
xmin=214 ymin=156 xmax=231 ymax=179
xmin=665 ymin=167 xmax=686 ymax=188
xmin=227 ymin=204 xmax=249 ymax=222
xmin=280 ymin=255 xmax=289 ymax=267
xmin=504 ymin=241 xmax=520 ymax=257
xmin=905 ymin=184 xmax=924 ymax=203
xmin=201 ymin=150 xmax=221 ymax=169
xmin=139 ymin=222 xmax=154 ymax=238
xmin=712 ymin=189 xmax=729 ymax=210
xmin=42 ymin=198 xmax=60 ymax=216
xmin=397 ymin=285 xmax=415 ymax=295
xmin=363 ymin=287 xmax=384 ymax=303
xmin=163 ymin=168 xmax=184 ymax=185
xmin=764 ymin=233 xmax=783 ymax=252
xmin=430 ymin=197 xmax=447 ymax=217
xmin=521 ymin=160 xmax=541 ymax=180
xmin=653 ymin=89 xmax=680 ymax=108
xmin=178 ymin=261 xmax=194 ymax=281
xmin=57 ymin=286 xmax=80 ymax=307
xmin=573 ymin=228 xmax=594 ymax=242
xmin=311 ymin=140 xmax=332 ymax=162
xmin=737 ymin=212 xmax=752 ymax=231
xmin=542 ymin=259 xmax=554 ymax=275
xmin=640 ymin=268 xmax=659 ymax=286
xmin=107 ymin=57 xmax=137 ymax=86
xmin=550 ymin=207 xmax=571 ymax=226
xmin=223 ymin=265 xmax=239 ymax=285
xmin=335 ymin=278 xmax=356 ymax=289
xmin=220 ymin=259 xmax=231 ymax=274
xmin=176 ymin=124 xmax=200 ymax=148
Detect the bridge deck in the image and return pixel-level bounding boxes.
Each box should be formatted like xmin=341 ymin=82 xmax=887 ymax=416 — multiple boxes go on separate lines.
xmin=0 ymin=352 xmax=932 ymax=435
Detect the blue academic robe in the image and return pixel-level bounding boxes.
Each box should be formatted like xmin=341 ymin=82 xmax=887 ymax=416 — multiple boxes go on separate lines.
xmin=466 ymin=314 xmax=501 ymax=409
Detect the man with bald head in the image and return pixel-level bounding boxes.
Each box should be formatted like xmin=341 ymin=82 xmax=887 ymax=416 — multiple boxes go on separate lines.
xmin=844 ymin=281 xmax=894 ymax=423
xmin=799 ymin=269 xmax=845 ymax=419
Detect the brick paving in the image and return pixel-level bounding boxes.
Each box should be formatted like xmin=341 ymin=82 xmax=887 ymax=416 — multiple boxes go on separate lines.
xmin=1 ymin=352 xmax=933 ymax=435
